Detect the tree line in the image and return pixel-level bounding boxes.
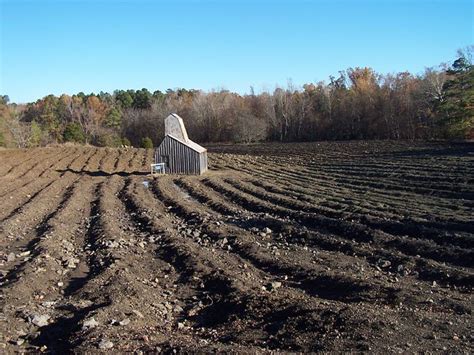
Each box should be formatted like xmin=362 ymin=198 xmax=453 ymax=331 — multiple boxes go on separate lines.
xmin=0 ymin=47 xmax=472 ymax=149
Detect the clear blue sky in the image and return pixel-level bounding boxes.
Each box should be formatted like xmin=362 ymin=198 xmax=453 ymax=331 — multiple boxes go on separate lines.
xmin=1 ymin=0 xmax=473 ymax=103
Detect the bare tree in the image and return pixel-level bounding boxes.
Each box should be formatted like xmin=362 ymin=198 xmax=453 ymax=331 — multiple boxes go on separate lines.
xmin=235 ymin=111 xmax=267 ymax=143
xmin=9 ymin=120 xmax=32 ymax=148
xmin=424 ymin=66 xmax=447 ymax=103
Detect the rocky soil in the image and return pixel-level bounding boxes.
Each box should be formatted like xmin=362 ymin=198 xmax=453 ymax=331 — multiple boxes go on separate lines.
xmin=0 ymin=141 xmax=472 ymax=353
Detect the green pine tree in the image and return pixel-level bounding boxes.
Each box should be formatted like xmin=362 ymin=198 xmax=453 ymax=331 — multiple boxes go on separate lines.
xmin=437 ymin=52 xmax=474 ymax=139
xmin=141 ymin=137 xmax=153 ymax=149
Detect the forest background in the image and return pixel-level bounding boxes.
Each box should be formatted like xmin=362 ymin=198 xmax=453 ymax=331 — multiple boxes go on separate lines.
xmin=0 ymin=47 xmax=472 ymax=149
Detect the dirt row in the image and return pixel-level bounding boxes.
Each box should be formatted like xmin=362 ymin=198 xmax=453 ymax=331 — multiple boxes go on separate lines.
xmin=0 ymin=141 xmax=472 ymax=352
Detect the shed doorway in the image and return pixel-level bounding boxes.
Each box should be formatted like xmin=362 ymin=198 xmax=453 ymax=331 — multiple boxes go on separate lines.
xmin=161 ymin=155 xmax=170 ymax=168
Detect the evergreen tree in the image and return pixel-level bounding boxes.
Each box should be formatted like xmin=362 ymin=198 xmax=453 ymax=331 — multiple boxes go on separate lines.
xmin=64 ymin=122 xmax=86 ymax=143
xmin=105 ymin=108 xmax=122 ymax=128
xmin=437 ymin=49 xmax=474 ymax=138
xmin=141 ymin=137 xmax=153 ymax=148
xmin=30 ymin=121 xmax=43 ymax=147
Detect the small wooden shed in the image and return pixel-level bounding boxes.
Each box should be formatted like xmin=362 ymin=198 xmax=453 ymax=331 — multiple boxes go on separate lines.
xmin=154 ymin=113 xmax=208 ymax=175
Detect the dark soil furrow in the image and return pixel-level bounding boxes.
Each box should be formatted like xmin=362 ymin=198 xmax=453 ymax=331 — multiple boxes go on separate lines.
xmin=247 ymin=176 xmax=472 ymax=227
xmin=232 ymin=177 xmax=474 ymax=248
xmin=230 ymin=156 xmax=470 ymax=213
xmin=0 ymin=177 xmax=101 ymax=353
xmin=1 ymin=142 xmax=472 ymax=353
xmin=0 ymin=178 xmax=62 ymax=222
xmin=13 ymin=148 xmax=74 ymax=180
xmin=99 ymin=149 xmax=120 ymax=173
xmin=0 ymin=149 xmax=34 ymax=173
xmin=0 ymin=149 xmax=81 ymax=199
xmin=265 ymin=162 xmax=473 ymax=203
xmin=83 ymin=148 xmax=109 ymax=172
xmin=303 ymin=168 xmax=474 ymax=200
xmin=160 ymin=178 xmax=407 ymax=306
xmin=112 ymin=148 xmax=123 ymax=171
xmin=0 ymin=149 xmax=55 ymax=178
xmin=130 ymin=177 xmax=357 ymax=351
xmin=37 ymin=148 xmax=81 ymax=178
xmin=175 ymin=177 xmax=473 ymax=294
xmin=203 ymin=177 xmax=474 ymax=269
xmin=66 ymin=148 xmax=97 ymax=173
xmin=0 ymin=181 xmax=78 ymax=287
xmin=27 ymin=178 xmax=115 ymax=353
xmin=248 ymin=163 xmax=473 ymax=224
xmin=127 ymin=149 xmax=140 ymax=170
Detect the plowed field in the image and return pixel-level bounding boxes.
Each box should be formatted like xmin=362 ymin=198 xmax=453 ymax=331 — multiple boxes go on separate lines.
xmin=0 ymin=141 xmax=473 ymax=353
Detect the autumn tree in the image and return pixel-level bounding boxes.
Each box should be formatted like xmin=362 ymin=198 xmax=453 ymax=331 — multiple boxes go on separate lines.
xmin=5 ymin=48 xmax=470 ymax=148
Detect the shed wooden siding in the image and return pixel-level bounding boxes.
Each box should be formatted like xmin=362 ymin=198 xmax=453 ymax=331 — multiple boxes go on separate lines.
xmin=199 ymin=152 xmax=208 ymax=174
xmin=155 ymin=136 xmax=207 ymax=175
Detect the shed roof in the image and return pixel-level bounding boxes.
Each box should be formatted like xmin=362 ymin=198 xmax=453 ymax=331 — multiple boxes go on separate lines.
xmin=166 ymin=134 xmax=207 ymax=153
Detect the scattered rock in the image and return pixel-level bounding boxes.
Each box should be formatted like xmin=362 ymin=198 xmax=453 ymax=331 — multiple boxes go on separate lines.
xmin=41 ymin=301 xmax=56 ymax=308
xmin=132 ymin=310 xmax=144 ymax=318
xmin=105 ymin=240 xmax=119 ymax=249
xmin=188 ymin=307 xmax=199 ymax=317
xmin=30 ymin=314 xmax=50 ymax=327
xmin=119 ymin=318 xmax=130 ymax=326
xmin=98 ymin=339 xmax=114 ymax=349
xmin=61 ymin=240 xmax=75 ymax=252
xmin=7 ymin=253 xmax=16 ymax=262
xmin=269 ymin=281 xmax=282 ymax=290
xmin=263 ymin=227 xmax=272 ymax=234
xmin=63 ymin=256 xmax=80 ymax=269
xmin=378 ymin=259 xmax=391 ymax=268
xmin=177 ymin=322 xmax=185 ymax=329
xmin=82 ymin=317 xmax=99 ymax=330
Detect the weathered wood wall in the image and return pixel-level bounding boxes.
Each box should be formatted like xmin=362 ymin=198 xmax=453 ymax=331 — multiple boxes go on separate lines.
xmin=155 ymin=136 xmax=207 ymax=175
xmin=199 ymin=152 xmax=208 ymax=175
